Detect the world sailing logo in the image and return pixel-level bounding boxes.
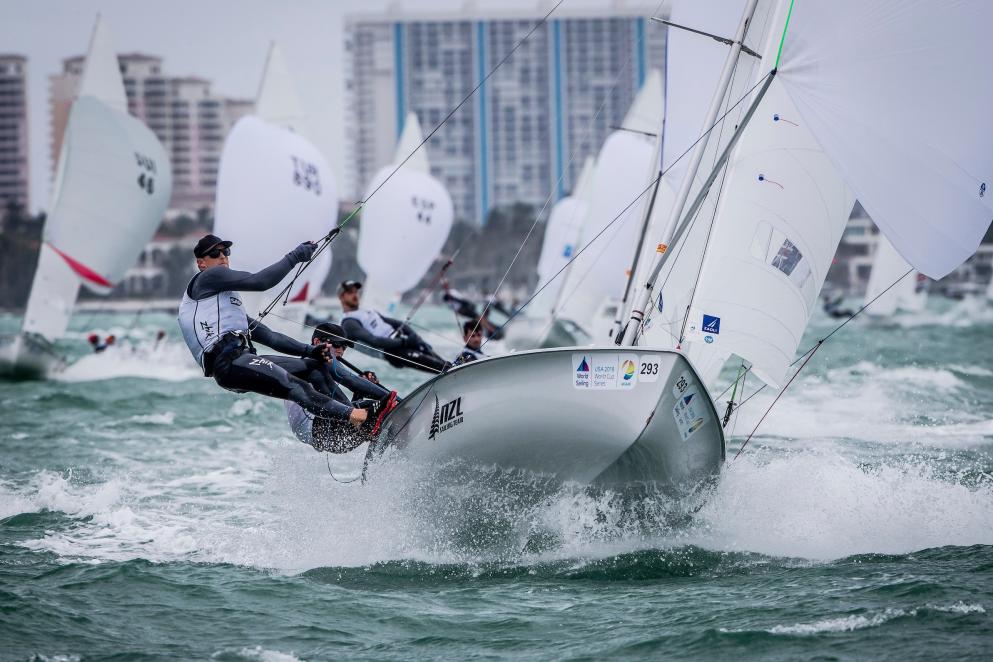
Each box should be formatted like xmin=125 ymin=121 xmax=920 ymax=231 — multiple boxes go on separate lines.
xmin=574 ymin=355 xmax=591 ymax=388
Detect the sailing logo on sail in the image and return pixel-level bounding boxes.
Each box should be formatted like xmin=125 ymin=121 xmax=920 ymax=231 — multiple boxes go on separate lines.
xmin=429 ymin=395 xmax=464 ymax=439
xmin=291 ymin=156 xmax=322 ymax=195
xmin=702 ymin=314 xmax=721 ymax=335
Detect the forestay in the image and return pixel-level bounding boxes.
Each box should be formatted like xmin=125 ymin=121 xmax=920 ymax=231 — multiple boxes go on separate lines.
xmin=214 ymin=116 xmax=337 ymax=318
xmin=357 ymin=113 xmax=454 ymax=313
xmin=778 ymin=0 xmax=993 ymax=279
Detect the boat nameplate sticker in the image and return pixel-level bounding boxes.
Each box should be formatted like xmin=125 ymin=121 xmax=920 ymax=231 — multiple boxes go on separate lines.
xmin=572 ymin=353 xmax=639 ymax=390
xmin=672 ymin=387 xmax=707 ymax=442
xmin=638 ymin=354 xmax=662 ymax=383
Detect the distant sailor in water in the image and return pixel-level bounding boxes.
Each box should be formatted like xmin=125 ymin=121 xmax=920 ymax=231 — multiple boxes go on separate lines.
xmin=177 ymin=234 xmax=371 ymax=429
xmin=285 ymin=323 xmax=399 ymax=453
xmin=337 ymin=280 xmax=449 ymax=373
xmin=454 ymin=321 xmax=485 ymax=365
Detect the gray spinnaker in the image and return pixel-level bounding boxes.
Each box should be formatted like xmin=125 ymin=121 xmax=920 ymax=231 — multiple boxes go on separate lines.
xmin=365 ymin=347 xmax=724 ymax=492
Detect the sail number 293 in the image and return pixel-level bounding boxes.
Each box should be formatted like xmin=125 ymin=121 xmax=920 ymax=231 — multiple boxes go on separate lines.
xmin=638 ymin=356 xmax=662 ymax=383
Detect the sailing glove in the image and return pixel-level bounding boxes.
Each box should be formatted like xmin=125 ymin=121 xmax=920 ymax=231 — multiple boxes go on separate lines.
xmin=302 ymin=343 xmax=329 ymax=362
xmin=288 ymin=241 xmax=317 ymax=264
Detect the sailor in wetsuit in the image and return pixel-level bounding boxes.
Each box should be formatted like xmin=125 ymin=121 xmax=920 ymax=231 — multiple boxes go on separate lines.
xmin=337 ymin=280 xmax=449 ymax=373
xmin=177 ymin=234 xmax=369 ymax=429
xmin=454 ymin=321 xmax=486 ymax=365
xmin=285 ymin=323 xmax=397 ymax=453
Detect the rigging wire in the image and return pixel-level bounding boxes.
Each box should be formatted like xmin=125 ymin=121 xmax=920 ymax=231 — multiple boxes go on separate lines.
xmin=251 ymin=0 xmax=567 ymax=330
xmin=484 ymin=69 xmax=777 ymax=348
xmin=726 ymin=267 xmax=917 ymax=459
xmin=465 ymin=0 xmax=668 ymax=343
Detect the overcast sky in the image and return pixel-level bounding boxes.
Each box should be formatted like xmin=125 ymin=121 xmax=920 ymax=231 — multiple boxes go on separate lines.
xmin=1 ymin=0 xmax=658 ymax=213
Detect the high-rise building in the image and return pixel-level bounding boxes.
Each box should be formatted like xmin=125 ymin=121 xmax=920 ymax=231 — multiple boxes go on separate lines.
xmin=49 ymin=53 xmax=252 ymax=211
xmin=345 ymin=6 xmax=666 ymax=224
xmin=0 ymin=55 xmax=29 ymax=209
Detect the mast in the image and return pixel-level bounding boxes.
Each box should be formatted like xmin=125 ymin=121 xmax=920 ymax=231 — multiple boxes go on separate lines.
xmin=621 ymin=0 xmax=760 ymax=346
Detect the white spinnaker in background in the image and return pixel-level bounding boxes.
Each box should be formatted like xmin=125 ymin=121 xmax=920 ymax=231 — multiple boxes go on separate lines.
xmin=778 ymin=0 xmax=993 ymax=280
xmin=661 ymin=0 xmax=855 ymax=388
xmin=21 ymin=18 xmax=171 ymax=343
xmin=863 ymin=233 xmax=924 ymax=317
xmin=529 ymin=157 xmax=595 ymax=320
xmin=555 ymin=70 xmax=663 ymax=337
xmin=213 ymin=116 xmax=337 ymax=326
xmin=357 ymin=112 xmax=454 ymax=314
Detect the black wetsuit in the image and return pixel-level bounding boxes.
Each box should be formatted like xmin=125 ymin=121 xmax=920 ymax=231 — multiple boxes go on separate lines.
xmin=189 ymin=258 xmax=353 ymax=422
xmin=340 ymin=314 xmax=449 ymax=373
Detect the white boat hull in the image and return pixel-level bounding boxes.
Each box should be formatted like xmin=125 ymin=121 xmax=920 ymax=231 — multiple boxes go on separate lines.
xmin=368 ymin=346 xmax=724 ymax=492
xmin=0 ymin=333 xmax=62 ymax=380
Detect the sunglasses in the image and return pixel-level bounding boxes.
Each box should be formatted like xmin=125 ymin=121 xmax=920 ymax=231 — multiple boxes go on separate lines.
xmin=205 ymin=247 xmax=231 ymax=258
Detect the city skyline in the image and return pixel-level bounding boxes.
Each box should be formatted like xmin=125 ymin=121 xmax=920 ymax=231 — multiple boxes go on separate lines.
xmin=1 ymin=0 xmax=666 ymax=214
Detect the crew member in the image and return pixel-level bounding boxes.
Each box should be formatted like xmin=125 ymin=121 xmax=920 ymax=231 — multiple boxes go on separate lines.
xmin=337 ymin=280 xmax=448 ymax=373
xmin=454 ymin=321 xmax=486 ymax=365
xmin=285 ymin=323 xmax=398 ymax=453
xmin=177 ymin=234 xmax=368 ymax=428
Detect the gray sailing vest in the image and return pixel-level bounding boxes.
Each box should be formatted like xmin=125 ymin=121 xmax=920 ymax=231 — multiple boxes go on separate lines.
xmin=341 ymin=309 xmax=395 ymax=339
xmin=178 ymin=274 xmax=250 ymax=371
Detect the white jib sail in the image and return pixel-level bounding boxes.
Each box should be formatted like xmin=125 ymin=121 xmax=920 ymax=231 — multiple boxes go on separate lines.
xmin=213 ymin=115 xmax=338 ymax=330
xmin=863 ymin=232 xmax=923 ymax=317
xmin=677 ymin=0 xmax=856 ymax=388
xmin=530 ymin=157 xmax=595 ymax=319
xmin=555 ymin=70 xmax=664 ymax=336
xmin=22 ymin=17 xmax=171 ymax=343
xmin=357 ymin=112 xmax=454 ymax=314
xmin=778 ymin=0 xmax=993 ymax=279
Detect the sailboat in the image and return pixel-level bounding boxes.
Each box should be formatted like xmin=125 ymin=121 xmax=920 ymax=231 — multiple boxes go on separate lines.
xmin=0 ymin=17 xmax=172 ymax=379
xmin=362 ymin=0 xmax=991 ymax=492
xmin=549 ymin=69 xmax=665 ymax=346
xmin=356 ymin=112 xmax=454 ymax=316
xmin=864 ymin=233 xmax=927 ymax=318
xmin=501 ymin=157 xmax=595 ymax=350
xmin=213 ymin=44 xmax=337 ymax=338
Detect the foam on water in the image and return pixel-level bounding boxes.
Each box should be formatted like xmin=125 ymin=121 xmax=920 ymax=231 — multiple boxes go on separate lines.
xmin=56 ymin=341 xmax=200 ymax=383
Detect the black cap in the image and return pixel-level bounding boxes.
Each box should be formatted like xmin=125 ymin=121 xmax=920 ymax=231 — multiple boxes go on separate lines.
xmin=313 ymin=322 xmax=353 ymax=348
xmin=193 ymin=234 xmax=233 ymax=258
xmin=336 ymin=280 xmax=363 ymax=295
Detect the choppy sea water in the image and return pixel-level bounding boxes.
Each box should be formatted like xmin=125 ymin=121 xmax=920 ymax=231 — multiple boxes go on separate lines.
xmin=1 ymin=300 xmax=992 ymax=660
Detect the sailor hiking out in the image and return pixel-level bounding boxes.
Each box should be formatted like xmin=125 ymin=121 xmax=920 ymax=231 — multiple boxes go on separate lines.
xmin=337 ymin=280 xmax=449 ymax=373
xmin=285 ymin=323 xmax=399 ymax=453
xmin=454 ymin=321 xmax=485 ymax=365
xmin=177 ymin=234 xmax=370 ymax=428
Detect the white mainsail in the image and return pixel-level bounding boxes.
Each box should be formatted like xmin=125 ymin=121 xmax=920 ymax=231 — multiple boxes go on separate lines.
xmin=778 ymin=0 xmax=993 ymax=280
xmin=20 ymin=17 xmax=171 ymax=347
xmin=357 ymin=112 xmax=454 ymax=314
xmin=863 ymin=233 xmax=926 ymax=317
xmin=213 ymin=46 xmax=337 ymax=335
xmin=554 ymin=70 xmax=663 ymax=338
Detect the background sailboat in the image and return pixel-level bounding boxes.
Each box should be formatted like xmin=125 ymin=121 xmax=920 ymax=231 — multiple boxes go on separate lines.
xmin=501 ymin=157 xmax=595 ymax=350
xmin=552 ymin=69 xmax=664 ymax=343
xmin=213 ymin=43 xmax=337 ymax=338
xmin=356 ymin=112 xmax=454 ymax=315
xmin=864 ymin=233 xmax=927 ymax=319
xmin=0 ymin=16 xmax=172 ymax=378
